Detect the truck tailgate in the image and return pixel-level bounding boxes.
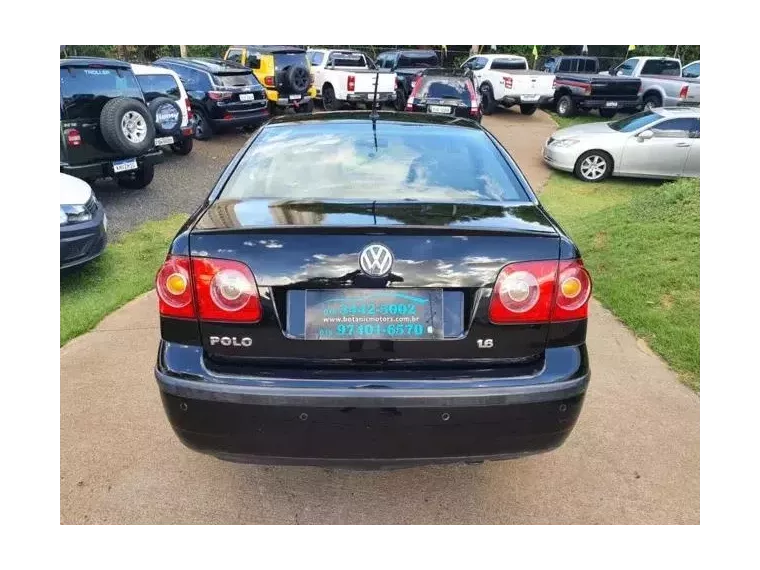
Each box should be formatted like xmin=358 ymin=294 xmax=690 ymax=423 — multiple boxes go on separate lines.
xmin=505 ymin=71 xmax=555 ymax=96
xmin=354 ymin=72 xmax=396 ymax=93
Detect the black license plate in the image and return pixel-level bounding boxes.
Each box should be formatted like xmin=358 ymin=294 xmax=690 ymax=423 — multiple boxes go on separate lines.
xmin=304 ymin=289 xmax=444 ymax=340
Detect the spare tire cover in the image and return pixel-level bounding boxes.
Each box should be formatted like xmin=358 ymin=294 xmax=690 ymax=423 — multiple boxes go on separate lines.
xmin=286 ymin=65 xmax=310 ymax=94
xmin=149 ymin=97 xmax=182 ymax=135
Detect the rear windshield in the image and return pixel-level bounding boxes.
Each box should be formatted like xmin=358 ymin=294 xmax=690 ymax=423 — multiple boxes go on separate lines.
xmin=641 ymin=59 xmax=681 ymax=76
xmin=60 ymin=66 xmax=142 ymax=119
xmin=328 ymin=52 xmax=367 ymax=67
xmin=418 ymin=77 xmax=472 ymax=104
xmin=274 ymin=52 xmax=309 ymax=70
xmin=398 ymin=53 xmax=438 ymax=68
xmin=214 ymin=72 xmax=257 ymax=88
xmin=221 ymin=122 xmax=528 ymax=202
xmin=609 ymin=110 xmax=663 ymax=132
xmin=136 ymin=74 xmax=180 ymax=101
xmin=490 ymin=58 xmax=528 ymax=71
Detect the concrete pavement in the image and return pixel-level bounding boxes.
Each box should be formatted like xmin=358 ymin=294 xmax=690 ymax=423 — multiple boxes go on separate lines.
xmin=60 ymin=108 xmax=699 ymax=524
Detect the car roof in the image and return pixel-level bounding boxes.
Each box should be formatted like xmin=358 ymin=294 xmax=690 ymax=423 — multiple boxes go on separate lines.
xmin=479 ymin=53 xmax=527 ymax=60
xmin=131 ymin=63 xmax=176 ymax=76
xmin=657 ymin=107 xmax=700 ymax=117
xmin=60 ymin=56 xmax=131 ymax=70
xmin=155 ymin=57 xmax=250 ymax=73
xmin=232 ymin=45 xmax=306 ymax=54
xmin=267 ymin=110 xmax=482 ymax=130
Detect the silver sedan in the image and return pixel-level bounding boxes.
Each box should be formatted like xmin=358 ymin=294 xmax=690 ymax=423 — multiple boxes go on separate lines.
xmin=542 ymin=107 xmax=700 ymax=182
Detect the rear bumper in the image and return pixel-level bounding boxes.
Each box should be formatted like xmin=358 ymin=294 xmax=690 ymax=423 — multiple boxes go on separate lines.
xmin=60 ymin=206 xmax=107 ymax=269
xmin=346 ymin=92 xmax=396 ymax=102
xmin=501 ymin=94 xmax=554 ymax=106
xmin=210 ymin=108 xmax=269 ymax=128
xmin=60 ymin=149 xmax=163 ymax=180
xmin=576 ymin=98 xmax=640 ymax=110
xmin=154 ymin=342 xmax=590 ymax=466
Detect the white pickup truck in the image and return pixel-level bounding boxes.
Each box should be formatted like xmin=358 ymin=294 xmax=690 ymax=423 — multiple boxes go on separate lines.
xmin=461 ymin=53 xmax=555 ymax=116
xmin=603 ymin=56 xmax=700 ymax=109
xmin=307 ymin=48 xmax=397 ymax=111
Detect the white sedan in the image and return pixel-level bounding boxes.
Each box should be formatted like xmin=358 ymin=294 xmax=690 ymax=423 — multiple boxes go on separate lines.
xmin=542 ymin=107 xmax=700 ymax=182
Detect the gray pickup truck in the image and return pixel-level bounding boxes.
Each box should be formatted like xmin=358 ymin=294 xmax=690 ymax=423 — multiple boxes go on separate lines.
xmin=604 ymin=56 xmax=700 ymax=109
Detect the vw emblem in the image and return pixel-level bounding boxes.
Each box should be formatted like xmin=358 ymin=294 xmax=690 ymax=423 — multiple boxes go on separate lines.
xmin=359 ymin=244 xmax=394 ymax=277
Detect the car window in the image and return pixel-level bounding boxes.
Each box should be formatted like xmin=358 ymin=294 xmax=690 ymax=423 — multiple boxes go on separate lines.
xmin=308 ymin=51 xmax=324 ymax=66
xmin=273 ymin=52 xmax=309 ymax=71
xmin=328 ymin=52 xmax=367 ymax=67
xmin=682 ymin=62 xmax=700 ymax=78
xmin=226 ymin=49 xmax=243 ymax=64
xmin=397 ymin=53 xmax=438 ymax=68
xmin=490 ymin=58 xmax=528 ymax=71
xmin=558 ymin=59 xmax=571 ymax=72
xmin=463 ymin=57 xmax=487 ymax=71
xmin=608 ymin=110 xmax=663 ymax=132
xmin=652 ymin=117 xmax=699 ymax=138
xmin=221 ymin=122 xmax=529 ymax=202
xmin=60 ymin=66 xmax=143 ymax=120
xmin=213 ymin=72 xmax=258 ymax=88
xmin=617 ymin=58 xmax=638 ymax=76
xmin=167 ymin=66 xmax=206 ymax=90
xmin=582 ymin=59 xmax=598 ymax=73
xmin=641 ymin=59 xmax=681 ymax=76
xmin=418 ymin=77 xmax=473 ymax=104
xmin=136 ymin=74 xmax=181 ymax=101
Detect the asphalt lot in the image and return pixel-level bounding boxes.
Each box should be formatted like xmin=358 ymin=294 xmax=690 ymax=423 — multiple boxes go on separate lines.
xmin=61 ymin=109 xmax=699 ymax=524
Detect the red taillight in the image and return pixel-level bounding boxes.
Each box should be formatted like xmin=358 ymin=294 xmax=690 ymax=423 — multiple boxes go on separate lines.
xmin=347 ymin=75 xmax=356 ymax=92
xmin=552 ymin=78 xmax=557 ymax=90
xmin=406 ymin=75 xmax=423 ymax=111
xmin=503 ymin=76 xmax=513 ymax=89
xmin=465 ymin=79 xmax=479 ymax=117
xmin=488 ymin=260 xmax=591 ymax=324
xmin=264 ymin=76 xmax=275 ymax=88
xmin=156 ymin=256 xmax=195 ymax=318
xmin=223 ymin=113 xmax=234 ymax=120
xmin=185 ymin=98 xmax=193 ymax=120
xmin=208 ymin=91 xmax=232 ymax=101
xmin=679 ymin=85 xmax=689 ymax=99
xmin=156 ymin=256 xmax=263 ymax=322
xmin=65 ymin=128 xmax=82 ymax=147
xmin=584 ymin=85 xmax=592 ymax=96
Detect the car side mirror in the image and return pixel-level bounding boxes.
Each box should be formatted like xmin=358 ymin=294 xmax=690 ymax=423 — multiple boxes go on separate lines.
xmin=637 ymin=129 xmax=654 ymax=141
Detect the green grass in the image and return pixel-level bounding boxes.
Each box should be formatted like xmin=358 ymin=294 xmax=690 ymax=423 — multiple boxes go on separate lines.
xmin=540 ymin=175 xmax=700 ymax=391
xmin=548 ymin=111 xmax=624 ymax=130
xmin=60 ymin=215 xmax=187 ymax=346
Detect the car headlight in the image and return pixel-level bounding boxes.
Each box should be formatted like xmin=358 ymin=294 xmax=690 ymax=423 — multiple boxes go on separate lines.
xmin=60 ymin=204 xmax=92 ymax=224
xmin=551 ymin=138 xmax=580 ymax=148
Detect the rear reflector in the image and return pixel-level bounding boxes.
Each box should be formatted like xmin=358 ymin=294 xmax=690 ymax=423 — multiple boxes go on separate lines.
xmin=65 ymin=128 xmax=82 ymax=147
xmin=157 ymin=256 xmax=262 ymax=322
xmin=488 ymin=259 xmax=591 ymax=324
xmin=679 ymin=85 xmax=689 ymax=99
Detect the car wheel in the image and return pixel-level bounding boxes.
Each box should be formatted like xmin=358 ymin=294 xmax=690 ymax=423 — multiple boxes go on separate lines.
xmin=323 ymin=86 xmax=341 ymax=111
xmin=643 ymin=93 xmax=662 ymax=111
xmin=100 ymin=98 xmax=155 ymax=155
xmin=479 ymin=86 xmax=496 ymax=115
xmin=556 ymin=95 xmax=575 ymax=117
xmin=598 ymin=108 xmax=617 ymax=119
xmin=574 ymin=150 xmax=613 ymax=183
xmin=117 ymin=163 xmax=155 ymax=189
xmin=519 ymin=104 xmax=537 ymax=115
xmin=171 ymin=137 xmax=193 ymax=155
xmin=193 ymin=111 xmax=212 ymax=141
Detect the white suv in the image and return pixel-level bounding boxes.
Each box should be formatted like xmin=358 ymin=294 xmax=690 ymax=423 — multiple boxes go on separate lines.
xmin=132 ymin=64 xmax=195 ymax=155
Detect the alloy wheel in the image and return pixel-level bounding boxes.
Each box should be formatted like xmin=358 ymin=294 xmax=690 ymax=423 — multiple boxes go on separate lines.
xmin=580 ymin=155 xmax=607 ymax=180
xmin=120 ymin=111 xmax=147 ymax=143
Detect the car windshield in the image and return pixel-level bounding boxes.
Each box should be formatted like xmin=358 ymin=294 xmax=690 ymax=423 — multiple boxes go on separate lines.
xmin=418 ymin=77 xmax=472 ymax=104
xmin=608 ymin=110 xmax=663 ymax=132
xmin=60 ymin=66 xmax=142 ymax=119
xmin=214 ymin=73 xmax=257 ymax=88
xmin=397 ymin=54 xmax=438 ymax=68
xmin=274 ymin=52 xmax=308 ymax=70
xmin=220 ymin=122 xmax=528 ymax=202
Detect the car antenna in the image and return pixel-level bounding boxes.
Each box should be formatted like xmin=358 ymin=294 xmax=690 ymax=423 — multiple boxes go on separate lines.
xmin=370 ymin=69 xmax=380 ymax=152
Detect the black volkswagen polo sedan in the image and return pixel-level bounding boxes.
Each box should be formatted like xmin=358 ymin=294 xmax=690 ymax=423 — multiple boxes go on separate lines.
xmin=154 ymin=111 xmax=591 ymax=467
xmin=405 ymin=68 xmax=481 ymax=122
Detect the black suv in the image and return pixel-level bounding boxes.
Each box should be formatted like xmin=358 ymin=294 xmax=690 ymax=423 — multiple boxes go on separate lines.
xmin=405 ymin=68 xmax=481 ymax=122
xmin=60 ymin=57 xmax=163 ymax=189
xmin=375 ymin=49 xmax=440 ymax=111
xmin=153 ymin=58 xmax=268 ymax=140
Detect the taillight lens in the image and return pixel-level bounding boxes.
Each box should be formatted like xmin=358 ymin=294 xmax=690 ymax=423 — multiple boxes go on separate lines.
xmin=465 ymin=80 xmax=479 ymax=117
xmin=156 ymin=256 xmax=263 ymax=322
xmin=584 ymin=85 xmax=592 ymax=96
xmin=264 ymin=76 xmax=275 ymax=88
xmin=679 ymin=85 xmax=689 ymax=99
xmin=185 ymin=98 xmax=193 ymax=120
xmin=208 ymin=91 xmax=232 ymax=101
xmin=156 ymin=256 xmax=195 ymax=318
xmin=488 ymin=260 xmax=591 ymax=324
xmin=65 ymin=128 xmax=82 ymax=147
xmin=552 ymin=78 xmax=557 ymax=90
xmin=347 ymin=75 xmax=356 ymax=92
xmin=503 ymin=76 xmax=513 ymax=89
xmin=191 ymin=258 xmax=262 ymax=323
xmin=406 ymin=75 xmax=423 ymax=111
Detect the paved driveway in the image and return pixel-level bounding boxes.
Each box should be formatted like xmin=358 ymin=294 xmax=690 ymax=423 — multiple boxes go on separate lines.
xmin=61 ymin=109 xmax=699 ymax=524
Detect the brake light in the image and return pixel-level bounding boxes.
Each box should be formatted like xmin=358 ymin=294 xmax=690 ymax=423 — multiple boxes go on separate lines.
xmin=347 ymin=75 xmax=356 ymax=92
xmin=406 ymin=75 xmax=423 ymax=111
xmin=679 ymin=85 xmax=689 ymax=99
xmin=208 ymin=91 xmax=233 ymax=101
xmin=264 ymin=76 xmax=275 ymax=88
xmin=503 ymin=76 xmax=513 ymax=89
xmin=223 ymin=113 xmax=234 ymax=120
xmin=64 ymin=128 xmax=82 ymax=147
xmin=185 ymin=98 xmax=193 ymax=120
xmin=156 ymin=256 xmax=262 ymax=322
xmin=465 ymin=79 xmax=479 ymax=117
xmin=584 ymin=84 xmax=592 ymax=96
xmin=488 ymin=260 xmax=591 ymax=324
